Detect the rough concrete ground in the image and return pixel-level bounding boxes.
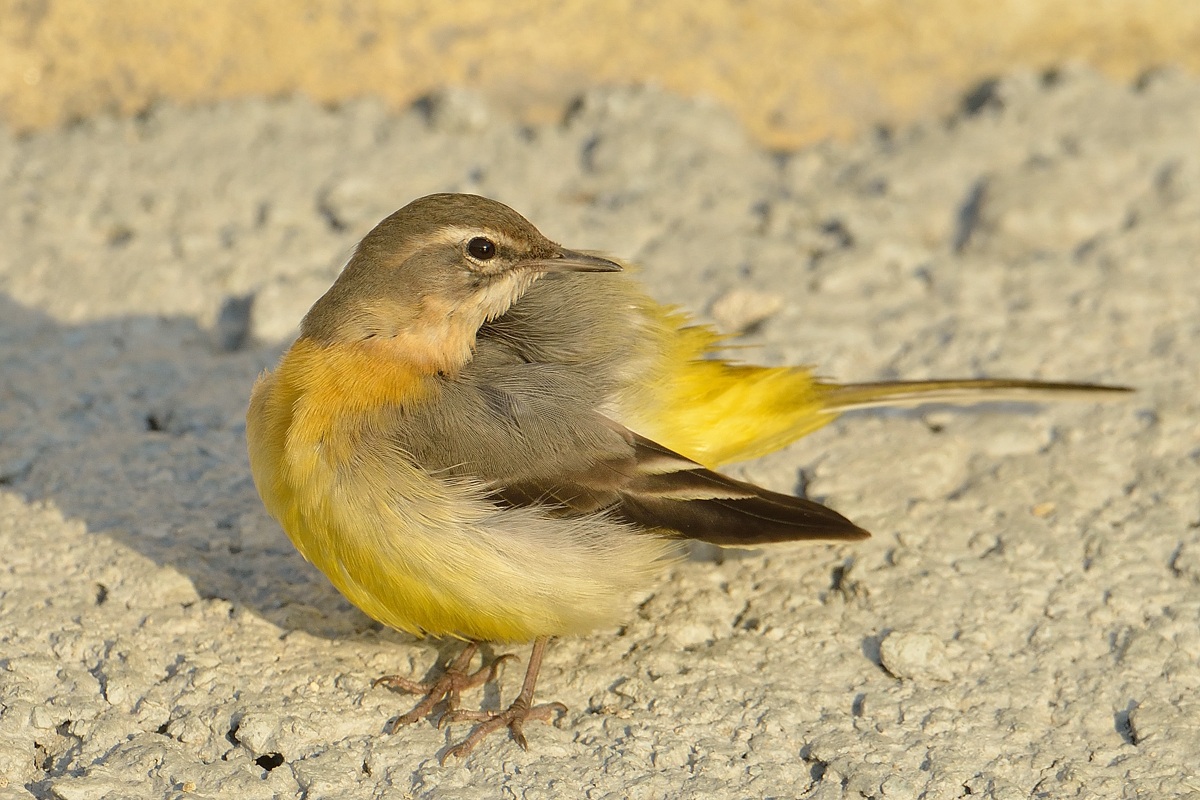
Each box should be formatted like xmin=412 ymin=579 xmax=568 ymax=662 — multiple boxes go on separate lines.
xmin=1 ymin=67 xmax=1198 ymax=798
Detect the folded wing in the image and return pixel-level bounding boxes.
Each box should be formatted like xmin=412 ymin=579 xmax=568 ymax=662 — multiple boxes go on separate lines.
xmin=495 ymin=420 xmax=869 ymax=545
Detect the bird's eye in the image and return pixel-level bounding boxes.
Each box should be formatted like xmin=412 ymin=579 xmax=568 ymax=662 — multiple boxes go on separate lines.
xmin=467 ymin=237 xmax=497 ymax=261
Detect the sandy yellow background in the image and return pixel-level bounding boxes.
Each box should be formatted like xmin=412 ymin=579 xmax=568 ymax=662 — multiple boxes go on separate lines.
xmin=2 ymin=0 xmax=1198 ymax=147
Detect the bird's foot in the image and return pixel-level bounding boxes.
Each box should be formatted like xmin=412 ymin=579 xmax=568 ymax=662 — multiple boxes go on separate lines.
xmin=374 ymin=643 xmax=515 ymax=731
xmin=438 ymin=696 xmax=568 ymax=762
xmin=436 ymin=636 xmax=563 ymax=762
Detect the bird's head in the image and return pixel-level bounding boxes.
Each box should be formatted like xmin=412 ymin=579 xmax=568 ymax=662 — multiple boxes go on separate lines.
xmin=300 ymin=193 xmax=620 ymax=373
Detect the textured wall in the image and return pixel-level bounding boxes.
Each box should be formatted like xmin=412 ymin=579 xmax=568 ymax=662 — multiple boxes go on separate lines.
xmin=2 ymin=0 xmax=1198 ymax=146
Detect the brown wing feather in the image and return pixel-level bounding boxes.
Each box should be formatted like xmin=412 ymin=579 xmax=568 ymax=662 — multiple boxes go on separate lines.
xmin=496 ymin=422 xmax=869 ymax=544
xmin=614 ymin=433 xmax=869 ymax=544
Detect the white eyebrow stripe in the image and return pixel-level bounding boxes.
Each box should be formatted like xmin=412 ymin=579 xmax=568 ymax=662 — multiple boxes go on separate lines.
xmin=430 ymin=225 xmax=522 ymax=251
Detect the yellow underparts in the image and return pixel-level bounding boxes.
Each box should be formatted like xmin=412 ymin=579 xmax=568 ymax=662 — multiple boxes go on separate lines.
xmin=247 ymin=338 xmax=669 ymax=643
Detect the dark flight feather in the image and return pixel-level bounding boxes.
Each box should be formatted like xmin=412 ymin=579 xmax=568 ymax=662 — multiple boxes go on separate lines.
xmin=493 ymin=426 xmax=869 ymax=545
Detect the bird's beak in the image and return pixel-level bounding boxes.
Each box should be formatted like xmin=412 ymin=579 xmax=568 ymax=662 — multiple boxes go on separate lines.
xmin=524 ymin=249 xmax=623 ymax=273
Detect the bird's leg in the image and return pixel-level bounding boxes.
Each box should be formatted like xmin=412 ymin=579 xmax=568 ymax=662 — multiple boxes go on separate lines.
xmin=374 ymin=642 xmax=515 ymax=732
xmin=439 ymin=636 xmax=567 ymax=762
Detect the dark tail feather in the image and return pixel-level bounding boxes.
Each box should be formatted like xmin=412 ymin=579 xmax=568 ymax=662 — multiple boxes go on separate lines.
xmin=818 ymin=378 xmax=1132 ymax=413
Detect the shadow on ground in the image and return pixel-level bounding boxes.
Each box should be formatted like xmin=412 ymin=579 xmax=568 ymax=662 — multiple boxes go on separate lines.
xmin=0 ymin=293 xmax=409 ymax=644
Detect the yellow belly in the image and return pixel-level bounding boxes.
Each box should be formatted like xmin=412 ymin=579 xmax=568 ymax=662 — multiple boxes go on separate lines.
xmin=246 ymin=339 xmax=671 ymax=643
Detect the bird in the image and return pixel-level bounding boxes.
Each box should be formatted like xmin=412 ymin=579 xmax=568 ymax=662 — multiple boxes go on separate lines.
xmin=245 ymin=192 xmax=1129 ymax=760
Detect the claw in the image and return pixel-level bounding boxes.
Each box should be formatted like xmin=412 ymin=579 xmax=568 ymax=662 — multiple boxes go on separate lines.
xmin=375 ymin=643 xmax=501 ymax=731
xmin=440 ymin=700 xmax=566 ymax=762
xmin=438 ymin=636 xmax=564 ymax=762
xmin=375 ymin=637 xmax=564 ymax=758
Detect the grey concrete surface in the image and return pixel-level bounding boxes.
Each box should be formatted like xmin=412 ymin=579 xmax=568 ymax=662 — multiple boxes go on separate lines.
xmin=1 ymin=67 xmax=1198 ymax=798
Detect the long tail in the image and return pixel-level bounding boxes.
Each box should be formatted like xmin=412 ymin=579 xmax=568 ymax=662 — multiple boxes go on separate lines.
xmin=817 ymin=378 xmax=1132 ymax=412
xmin=634 ymin=363 xmax=1132 ymax=468
xmin=631 ymin=311 xmax=1131 ymax=467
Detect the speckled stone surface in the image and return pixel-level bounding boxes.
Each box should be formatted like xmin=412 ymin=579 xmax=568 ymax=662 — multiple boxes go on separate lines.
xmin=1 ymin=67 xmax=1197 ymax=798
